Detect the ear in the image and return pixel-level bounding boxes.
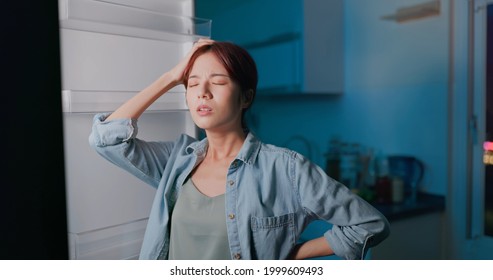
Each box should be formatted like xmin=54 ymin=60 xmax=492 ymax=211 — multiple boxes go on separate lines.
xmin=241 ymin=89 xmax=254 ymax=109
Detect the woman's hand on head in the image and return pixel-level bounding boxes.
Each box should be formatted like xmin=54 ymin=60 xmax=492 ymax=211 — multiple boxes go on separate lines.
xmin=168 ymin=38 xmax=215 ymax=86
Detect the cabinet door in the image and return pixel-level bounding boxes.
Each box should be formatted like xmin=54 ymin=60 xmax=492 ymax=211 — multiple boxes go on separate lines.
xmin=208 ymin=0 xmax=301 ymax=46
xmin=196 ymin=0 xmax=343 ymax=95
xmin=248 ymin=39 xmax=301 ymax=93
xmin=371 ymin=213 xmax=444 ymax=259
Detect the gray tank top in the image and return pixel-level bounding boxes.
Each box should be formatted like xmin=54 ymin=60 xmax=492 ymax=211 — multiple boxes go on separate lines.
xmin=168 ymin=177 xmax=231 ymax=260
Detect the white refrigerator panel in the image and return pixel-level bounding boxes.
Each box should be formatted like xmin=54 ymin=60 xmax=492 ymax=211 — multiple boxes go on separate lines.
xmin=90 ymin=0 xmax=193 ymax=16
xmin=60 ymin=29 xmax=188 ymax=92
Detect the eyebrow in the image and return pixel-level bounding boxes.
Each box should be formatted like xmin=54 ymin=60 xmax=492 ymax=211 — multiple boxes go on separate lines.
xmin=188 ymin=73 xmax=230 ymax=79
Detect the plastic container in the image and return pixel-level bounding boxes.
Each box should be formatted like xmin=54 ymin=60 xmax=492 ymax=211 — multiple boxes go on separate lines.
xmin=391 ymin=177 xmax=405 ymax=203
xmin=339 ymin=143 xmax=360 ymax=188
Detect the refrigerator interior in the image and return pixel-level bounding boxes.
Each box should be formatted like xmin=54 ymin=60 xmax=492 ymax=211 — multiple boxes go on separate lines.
xmin=63 ymin=112 xmax=194 ymax=259
xmin=58 ymin=0 xmax=208 ymax=259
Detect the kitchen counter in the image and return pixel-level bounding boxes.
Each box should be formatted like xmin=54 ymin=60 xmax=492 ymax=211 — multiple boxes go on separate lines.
xmin=371 ymin=192 xmax=445 ymax=222
xmin=370 ymin=192 xmax=446 ymax=259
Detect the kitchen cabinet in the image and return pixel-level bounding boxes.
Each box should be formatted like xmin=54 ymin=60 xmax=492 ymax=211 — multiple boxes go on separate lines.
xmin=219 ymin=0 xmax=344 ymax=95
xmin=370 ymin=193 xmax=446 ymax=259
xmin=371 ymin=212 xmax=445 ymax=259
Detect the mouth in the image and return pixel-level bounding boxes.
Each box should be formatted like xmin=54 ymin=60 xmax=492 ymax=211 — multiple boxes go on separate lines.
xmin=196 ymin=105 xmax=212 ymax=115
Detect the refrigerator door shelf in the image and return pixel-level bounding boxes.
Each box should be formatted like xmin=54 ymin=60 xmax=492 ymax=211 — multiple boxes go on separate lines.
xmin=58 ymin=0 xmax=211 ymax=42
xmin=62 ymin=89 xmax=188 ymax=113
xmin=68 ymin=218 xmax=148 ymax=260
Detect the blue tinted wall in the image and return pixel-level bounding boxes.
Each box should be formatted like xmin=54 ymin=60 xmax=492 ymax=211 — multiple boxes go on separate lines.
xmin=195 ymin=0 xmax=449 ymax=196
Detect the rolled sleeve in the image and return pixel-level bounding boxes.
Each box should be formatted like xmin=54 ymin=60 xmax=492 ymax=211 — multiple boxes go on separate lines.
xmin=89 ymin=113 xmax=138 ymax=147
xmin=87 ymin=112 xmax=167 ymax=188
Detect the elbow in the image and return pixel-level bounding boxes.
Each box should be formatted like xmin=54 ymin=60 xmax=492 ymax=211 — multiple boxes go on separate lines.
xmin=371 ymin=215 xmax=391 ymax=247
xmin=360 ymin=218 xmax=390 ymax=260
xmin=88 ymin=130 xmax=98 ymax=149
xmin=379 ymin=215 xmax=391 ymax=242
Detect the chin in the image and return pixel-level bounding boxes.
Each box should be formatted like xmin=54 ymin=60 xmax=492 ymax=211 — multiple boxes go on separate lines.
xmin=193 ymin=121 xmax=212 ymax=131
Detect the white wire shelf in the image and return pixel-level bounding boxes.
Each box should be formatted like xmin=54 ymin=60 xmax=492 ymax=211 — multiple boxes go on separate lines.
xmin=58 ymin=0 xmax=211 ymax=41
xmin=62 ymin=89 xmax=188 ymax=113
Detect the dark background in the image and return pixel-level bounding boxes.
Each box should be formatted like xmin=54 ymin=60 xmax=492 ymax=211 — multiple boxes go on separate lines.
xmin=485 ymin=4 xmax=493 ymax=237
xmin=1 ymin=1 xmax=68 ymax=259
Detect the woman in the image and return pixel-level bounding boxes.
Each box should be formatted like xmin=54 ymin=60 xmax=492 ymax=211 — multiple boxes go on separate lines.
xmin=89 ymin=39 xmax=390 ymax=260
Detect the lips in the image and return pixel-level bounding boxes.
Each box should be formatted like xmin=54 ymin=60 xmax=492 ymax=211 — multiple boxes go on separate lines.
xmin=196 ymin=104 xmax=212 ymax=116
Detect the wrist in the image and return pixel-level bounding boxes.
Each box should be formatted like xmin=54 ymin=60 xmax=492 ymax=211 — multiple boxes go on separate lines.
xmin=160 ymin=71 xmax=181 ymax=89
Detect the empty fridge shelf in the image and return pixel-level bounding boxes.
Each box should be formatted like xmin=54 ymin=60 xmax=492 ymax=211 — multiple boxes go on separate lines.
xmin=58 ymin=0 xmax=211 ymax=41
xmin=69 ymin=218 xmax=148 ymax=259
xmin=62 ymin=89 xmax=188 ymax=113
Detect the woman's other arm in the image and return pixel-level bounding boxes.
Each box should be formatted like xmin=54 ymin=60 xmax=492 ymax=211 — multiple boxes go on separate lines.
xmin=295 ymin=155 xmax=390 ymax=260
xmin=289 ymin=237 xmax=334 ymax=260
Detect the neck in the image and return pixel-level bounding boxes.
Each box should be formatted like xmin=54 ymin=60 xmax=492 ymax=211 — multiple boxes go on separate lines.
xmin=204 ymin=128 xmax=247 ymax=161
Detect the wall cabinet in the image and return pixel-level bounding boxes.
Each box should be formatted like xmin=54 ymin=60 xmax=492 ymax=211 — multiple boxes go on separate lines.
xmin=217 ymin=0 xmax=344 ymax=95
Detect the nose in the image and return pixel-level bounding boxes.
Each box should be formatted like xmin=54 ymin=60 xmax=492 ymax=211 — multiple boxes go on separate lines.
xmin=198 ymin=85 xmax=212 ymax=100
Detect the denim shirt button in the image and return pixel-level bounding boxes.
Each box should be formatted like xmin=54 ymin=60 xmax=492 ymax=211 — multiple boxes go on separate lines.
xmin=233 ymin=253 xmax=241 ymax=260
xmin=228 ymin=213 xmax=235 ymax=219
xmin=228 ymin=180 xmax=235 ymax=186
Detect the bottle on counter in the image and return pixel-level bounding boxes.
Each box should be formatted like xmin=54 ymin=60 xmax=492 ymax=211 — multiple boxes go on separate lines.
xmin=363 ymin=148 xmax=377 ymax=188
xmin=375 ymin=153 xmax=392 ymax=204
xmin=391 ymin=176 xmax=405 ymax=204
xmin=354 ymin=147 xmax=377 ymax=202
xmin=339 ymin=142 xmax=360 ymax=189
xmin=325 ymin=137 xmax=341 ymax=181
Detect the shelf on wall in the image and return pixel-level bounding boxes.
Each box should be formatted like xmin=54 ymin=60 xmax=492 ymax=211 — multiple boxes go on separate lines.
xmin=62 ymin=89 xmax=188 ymax=113
xmin=58 ymin=0 xmax=211 ymax=41
xmin=381 ymin=0 xmax=440 ymax=23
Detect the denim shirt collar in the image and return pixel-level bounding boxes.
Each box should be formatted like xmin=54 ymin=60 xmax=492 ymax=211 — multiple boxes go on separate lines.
xmin=185 ymin=132 xmax=261 ymax=165
xmin=185 ymin=137 xmax=208 ymax=157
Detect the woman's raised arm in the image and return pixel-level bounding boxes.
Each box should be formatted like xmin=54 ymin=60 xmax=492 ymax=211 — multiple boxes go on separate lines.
xmin=106 ymin=39 xmax=214 ymax=121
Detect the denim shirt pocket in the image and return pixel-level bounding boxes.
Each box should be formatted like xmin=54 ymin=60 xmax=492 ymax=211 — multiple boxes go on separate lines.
xmin=250 ymin=213 xmax=296 ymax=259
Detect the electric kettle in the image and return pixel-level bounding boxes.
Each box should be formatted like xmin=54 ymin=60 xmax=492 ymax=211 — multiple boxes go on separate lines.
xmin=387 ymin=155 xmax=424 ymax=204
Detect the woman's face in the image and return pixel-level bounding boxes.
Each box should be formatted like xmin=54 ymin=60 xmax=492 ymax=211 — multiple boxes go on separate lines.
xmin=186 ymin=52 xmax=247 ymax=133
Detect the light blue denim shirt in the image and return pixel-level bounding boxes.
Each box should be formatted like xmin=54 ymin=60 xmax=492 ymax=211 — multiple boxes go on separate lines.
xmin=89 ymin=113 xmax=390 ymax=260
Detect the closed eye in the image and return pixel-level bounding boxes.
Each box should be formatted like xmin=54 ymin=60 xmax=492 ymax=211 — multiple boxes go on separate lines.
xmin=211 ymin=78 xmax=228 ymax=85
xmin=187 ymin=79 xmax=199 ymax=87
